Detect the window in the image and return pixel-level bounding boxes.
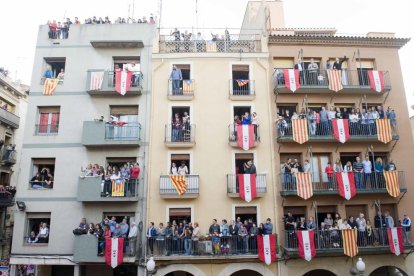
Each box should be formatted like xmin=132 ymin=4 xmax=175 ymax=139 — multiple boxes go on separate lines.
xmin=0 ymin=172 xmax=11 ymax=186
xmin=36 ymin=106 xmax=60 ymax=135
xmin=279 ymin=153 xmax=302 ymax=173
xmin=235 ymin=153 xmax=254 ymax=174
xmin=169 ymin=208 xmax=191 ymax=224
xmin=26 ymin=213 xmax=51 ymax=244
xmin=113 ymin=57 xmax=141 ymax=87
xmin=283 ymin=206 xmax=307 ymax=224
xmin=272 ymin=57 xmax=294 ymax=69
xmin=232 ymin=65 xmax=251 ymax=95
xmin=106 ymin=157 xmax=137 ymax=170
xmin=0 ymin=97 xmax=15 ymax=113
xmin=30 ymin=158 xmax=55 ymax=189
xmin=327 ymin=58 xmax=349 ymax=69
xmin=340 ymin=152 xmax=361 ymax=167
xmin=170 ymin=154 xmax=190 ymax=174
xmin=235 ymin=206 xmax=257 ymax=224
xmin=43 ymin=58 xmax=66 ymax=80
xmin=233 ymin=106 xmax=251 ymax=120
xmin=345 ymin=205 xmax=368 ymax=220
xmin=170 ymin=107 xmax=192 ymax=142
xmin=108 ymin=106 xmax=139 ymax=140
xmin=316 ymin=205 xmax=337 ymax=226
xmin=356 ymin=59 xmax=375 ymax=86
xmin=276 ymin=104 xmax=297 ymax=118
xmin=170 ymin=64 xmax=193 ymax=95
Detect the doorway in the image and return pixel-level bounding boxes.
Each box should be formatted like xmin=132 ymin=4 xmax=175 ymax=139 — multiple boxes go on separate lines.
xmin=235 ymin=206 xmax=257 ymax=224
xmin=311 ymin=154 xmax=330 ymax=183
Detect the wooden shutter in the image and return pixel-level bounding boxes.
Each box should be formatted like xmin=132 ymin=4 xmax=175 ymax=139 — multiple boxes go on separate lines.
xmin=169 ymin=208 xmax=191 ymax=217
xmin=273 ymin=58 xmax=294 ymax=69
xmin=232 ymin=65 xmax=249 ymax=72
xmin=110 ymin=106 xmax=139 ymax=115
xmin=235 ymin=206 xmax=257 ymax=215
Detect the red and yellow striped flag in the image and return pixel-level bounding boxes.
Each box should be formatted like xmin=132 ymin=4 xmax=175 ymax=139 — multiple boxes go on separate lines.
xmin=327 ymin=69 xmax=343 ymax=92
xmin=384 ymin=171 xmax=400 ymax=197
xmin=296 ymin=172 xmax=313 ymax=200
xmin=236 ymin=79 xmax=250 ymax=87
xmin=376 ymin=119 xmax=392 ymax=144
xmin=111 ymin=180 xmax=125 ymax=197
xmin=169 ymin=175 xmax=187 ymax=195
xmin=182 ymin=80 xmax=194 ymax=94
xmin=292 ymin=118 xmax=309 ymax=144
xmin=43 ymin=78 xmax=59 ymax=96
xmin=342 ymin=228 xmax=358 ymax=257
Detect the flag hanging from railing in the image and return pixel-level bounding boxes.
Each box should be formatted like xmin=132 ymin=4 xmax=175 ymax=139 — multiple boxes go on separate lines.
xmin=376 ymin=119 xmax=393 ymax=144
xmin=332 ymin=119 xmax=350 ymax=143
xmin=236 ymin=79 xmax=249 ymax=87
xmin=169 ymin=175 xmax=187 ymax=195
xmin=327 ymin=69 xmax=343 ymax=92
xmin=111 ymin=179 xmax=125 ymax=197
xmin=336 ymin=172 xmax=356 ymax=200
xmin=43 ymin=78 xmax=59 ymax=95
xmin=387 ymin=227 xmax=404 ymax=256
xmin=238 ymin=174 xmax=257 ymax=202
xmin=384 ymin=171 xmax=400 ymax=197
xmin=105 ymin=237 xmax=124 ymax=268
xmin=237 ymin=124 xmax=255 ymax=150
xmin=296 ymin=230 xmax=316 ymax=261
xmin=257 ymin=234 xmax=277 ymax=265
xmin=368 ymin=70 xmax=385 ymax=92
xmin=283 ymin=69 xmax=300 ymax=92
xmin=182 ymin=79 xmax=194 ymax=93
xmin=115 ymin=69 xmax=132 ymax=95
xmin=292 ymin=118 xmax=309 ymax=144
xmin=342 ymin=228 xmax=358 ymax=257
xmin=90 ymin=71 xmax=104 ymax=90
xmin=296 ymin=172 xmax=313 ymax=200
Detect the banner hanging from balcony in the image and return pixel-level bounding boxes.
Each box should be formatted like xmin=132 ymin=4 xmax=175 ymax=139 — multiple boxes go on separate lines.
xmin=376 ymin=119 xmax=393 ymax=144
xmin=238 ymin=174 xmax=257 ymax=202
xmin=236 ymin=79 xmax=249 ymax=87
xmin=111 ymin=179 xmax=125 ymax=197
xmin=368 ymin=70 xmax=385 ymax=92
xmin=183 ymin=80 xmax=194 ymax=94
xmin=387 ymin=227 xmax=404 ymax=256
xmin=384 ymin=171 xmax=400 ymax=197
xmin=292 ymin=118 xmax=309 ymax=144
xmin=342 ymin=228 xmax=358 ymax=257
xmin=296 ymin=230 xmax=316 ymax=261
xmin=336 ymin=172 xmax=356 ymax=200
xmin=43 ymin=78 xmax=59 ymax=95
xmin=332 ymin=119 xmax=350 ymax=143
xmin=283 ymin=69 xmax=300 ymax=92
xmin=296 ymin=172 xmax=313 ymax=200
xmin=327 ymin=70 xmax=343 ymax=92
xmin=90 ymin=71 xmax=104 ymax=90
xmin=257 ymin=234 xmax=277 ymax=265
xmin=169 ymin=175 xmax=187 ymax=195
xmin=237 ymin=124 xmax=255 ymax=150
xmin=105 ymin=237 xmax=124 ymax=268
xmin=115 ymin=69 xmax=132 ymax=95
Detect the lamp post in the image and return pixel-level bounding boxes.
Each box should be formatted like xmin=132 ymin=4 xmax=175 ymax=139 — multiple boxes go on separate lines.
xmin=146 ymin=257 xmax=156 ymax=275
xmin=356 ymin=257 xmax=366 ymax=276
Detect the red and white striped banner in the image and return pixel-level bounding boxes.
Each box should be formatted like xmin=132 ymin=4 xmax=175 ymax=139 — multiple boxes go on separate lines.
xmin=387 ymin=227 xmax=404 ymax=256
xmin=115 ymin=69 xmax=132 ymax=95
xmin=368 ymin=70 xmax=385 ymax=92
xmin=342 ymin=229 xmax=358 ymax=257
xmin=296 ymin=172 xmax=313 ymax=200
xmin=297 ymin=230 xmax=316 ymax=261
xmin=384 ymin=171 xmax=400 ymax=198
xmin=327 ymin=69 xmax=343 ymax=92
xmin=332 ymin=119 xmax=350 ymax=143
xmin=105 ymin=237 xmax=124 ymax=268
xmin=237 ymin=124 xmax=255 ymax=150
xmin=292 ymin=118 xmax=309 ymax=144
xmin=238 ymin=174 xmax=257 ymax=202
xmin=257 ymin=234 xmax=277 ymax=265
xmin=284 ymin=69 xmax=301 ymax=92
xmin=336 ymin=172 xmax=356 ymax=200
xmin=376 ymin=119 xmax=393 ymax=144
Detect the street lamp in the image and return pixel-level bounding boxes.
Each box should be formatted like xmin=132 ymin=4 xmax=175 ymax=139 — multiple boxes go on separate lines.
xmin=356 ymin=258 xmax=366 ymax=276
xmin=146 ymin=257 xmax=156 ymax=275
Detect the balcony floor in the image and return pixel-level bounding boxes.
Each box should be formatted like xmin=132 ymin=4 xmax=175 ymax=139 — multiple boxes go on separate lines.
xmin=278 ymin=135 xmax=399 ymax=143
xmin=275 ymin=86 xmax=391 ymax=95
xmin=280 ymin=188 xmax=407 ymax=197
xmin=154 ymin=253 xmax=258 ymax=264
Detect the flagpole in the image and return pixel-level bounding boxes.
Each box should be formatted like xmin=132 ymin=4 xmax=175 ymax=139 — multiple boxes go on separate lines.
xmin=313 ymin=200 xmax=320 ymax=249
xmin=369 ymin=145 xmax=377 ymax=190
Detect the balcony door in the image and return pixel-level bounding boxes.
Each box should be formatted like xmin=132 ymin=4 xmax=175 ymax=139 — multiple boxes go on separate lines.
xmin=169 ymin=208 xmax=191 ymax=224
xmin=235 ymin=206 xmax=257 ymax=224
xmin=232 ymin=65 xmax=250 ymax=95
xmin=311 ymin=154 xmax=330 ymax=183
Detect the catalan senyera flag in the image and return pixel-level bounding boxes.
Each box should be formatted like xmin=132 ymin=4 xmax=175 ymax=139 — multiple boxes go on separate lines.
xmin=111 ymin=179 xmax=125 ymax=197
xmin=236 ymin=79 xmax=250 ymax=87
xmin=342 ymin=228 xmax=358 ymax=257
xmin=105 ymin=237 xmax=124 ymax=268
xmin=257 ymin=234 xmax=277 ymax=265
xmin=90 ymin=71 xmax=104 ymax=90
xmin=368 ymin=70 xmax=385 ymax=92
xmin=387 ymin=227 xmax=404 ymax=256
xmin=296 ymin=172 xmax=313 ymax=200
xmin=182 ymin=79 xmax=194 ymax=93
xmin=169 ymin=175 xmax=187 ymax=195
xmin=292 ymin=118 xmax=309 ymax=144
xmin=43 ymin=78 xmax=59 ymax=95
xmin=376 ymin=119 xmax=393 ymax=144
xmin=384 ymin=171 xmax=400 ymax=197
xmin=327 ymin=69 xmax=343 ymax=92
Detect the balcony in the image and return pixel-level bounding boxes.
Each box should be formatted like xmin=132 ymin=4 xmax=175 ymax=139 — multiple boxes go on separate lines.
xmin=226 ymin=174 xmax=267 ymax=198
xmin=0 ymin=187 xmax=16 ymax=207
xmin=274 ymin=69 xmax=391 ymax=94
xmin=1 ymin=149 xmax=17 ymax=166
xmin=82 ymin=121 xmax=141 ymax=147
xmin=277 ymin=119 xmax=398 ymax=143
xmin=73 ymin=234 xmax=136 ymax=263
xmin=77 ymin=176 xmax=139 ymax=202
xmin=279 ymin=171 xmax=406 ymax=197
xmin=229 ymin=79 xmax=255 ymax=100
xmin=168 ymin=79 xmax=195 ymax=100
xmin=283 ymin=229 xmax=414 ymax=258
xmin=159 ymin=175 xmax=199 ymax=198
xmin=86 ymin=70 xmax=143 ymax=96
xmin=228 ymin=124 xmax=260 ymax=148
xmin=0 ymin=108 xmax=20 ymax=129
xmin=165 ymin=124 xmax=195 ymax=148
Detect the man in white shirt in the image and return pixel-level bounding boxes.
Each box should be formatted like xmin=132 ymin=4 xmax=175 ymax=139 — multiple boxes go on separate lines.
xmin=128 ymin=221 xmax=138 ymax=256
xmin=303 ymin=159 xmax=311 ymax=173
xmin=362 ymin=156 xmax=372 ymax=189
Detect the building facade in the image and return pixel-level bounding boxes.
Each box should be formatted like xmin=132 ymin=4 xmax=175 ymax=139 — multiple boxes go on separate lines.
xmin=9 ymin=23 xmax=155 ymax=276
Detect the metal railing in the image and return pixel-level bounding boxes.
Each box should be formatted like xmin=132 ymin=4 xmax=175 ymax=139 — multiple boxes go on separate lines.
xmin=105 ymin=123 xmax=141 ymax=141
xmin=147 ymin=235 xmax=260 ymax=256
xmin=227 ymin=174 xmax=267 ymax=194
xmin=277 ymin=119 xmax=398 ymax=139
xmin=279 ymin=171 xmax=406 ymax=193
xmin=274 ymin=69 xmax=391 ymax=90
xmin=165 ymin=124 xmax=195 ymax=143
xmin=1 ymin=149 xmax=17 ymax=164
xmin=86 ymin=70 xmax=143 ymax=92
xmin=229 ymin=124 xmax=260 ymax=142
xmin=35 ymin=124 xmax=59 ymax=135
xmin=100 ymin=178 xmax=139 ymax=198
xmin=0 ymin=188 xmax=16 ymax=207
xmin=29 ymin=181 xmax=54 ymax=189
xmin=159 ymin=175 xmax=199 ymax=195
xmin=168 ymin=79 xmax=195 ymax=96
xmin=0 ymin=106 xmax=20 ymax=128
xmin=106 ymin=70 xmax=143 ymax=88
xmin=97 ymin=237 xmax=137 ymax=257
xmin=230 ymin=79 xmax=255 ymax=96
xmin=159 ymin=34 xmax=262 ymax=53
xmin=40 ymin=77 xmax=64 ymax=85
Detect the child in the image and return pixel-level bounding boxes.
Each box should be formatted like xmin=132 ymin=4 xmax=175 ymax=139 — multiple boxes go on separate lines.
xmin=211 ymin=230 xmax=221 ymax=255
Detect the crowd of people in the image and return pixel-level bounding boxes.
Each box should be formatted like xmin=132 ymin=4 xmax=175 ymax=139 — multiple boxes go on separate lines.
xmin=27 ymin=222 xmax=49 ymax=244
xmin=30 ymin=168 xmax=54 ymax=189
xmin=284 ymin=211 xmax=411 ymax=248
xmin=276 ymin=105 xmax=397 ymax=137
xmin=170 ymin=161 xmax=189 ymax=175
xmin=47 ymin=15 xmax=156 ymax=39
xmin=73 ymin=217 xmax=138 ymax=256
xmin=146 ymin=217 xmax=273 ymax=256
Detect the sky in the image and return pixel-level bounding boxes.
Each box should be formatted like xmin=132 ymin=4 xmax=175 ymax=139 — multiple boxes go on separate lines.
xmin=0 ymin=0 xmax=413 ymax=113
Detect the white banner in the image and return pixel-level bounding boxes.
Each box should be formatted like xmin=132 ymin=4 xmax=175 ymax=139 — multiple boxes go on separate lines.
xmin=263 ymin=234 xmax=272 ymax=265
